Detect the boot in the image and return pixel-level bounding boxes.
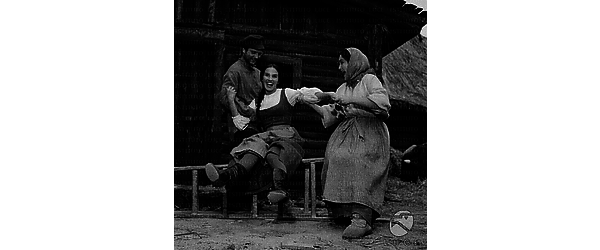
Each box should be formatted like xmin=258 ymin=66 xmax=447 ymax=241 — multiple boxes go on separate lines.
xmin=267 ymin=168 xmax=288 ymax=203
xmin=342 ymin=213 xmax=373 ymax=239
xmin=272 ymin=198 xmax=295 ymax=222
xmin=205 ymin=163 xmax=247 ymax=187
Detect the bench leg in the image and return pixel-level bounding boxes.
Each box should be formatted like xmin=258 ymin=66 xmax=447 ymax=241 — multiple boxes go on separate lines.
xmin=192 ymin=170 xmax=198 ymax=213
xmin=252 ymin=194 xmax=258 ymax=218
xmin=311 ymin=162 xmax=316 ymax=218
xmin=222 ymin=189 xmax=228 ymax=218
xmin=304 ymin=168 xmax=310 ymax=214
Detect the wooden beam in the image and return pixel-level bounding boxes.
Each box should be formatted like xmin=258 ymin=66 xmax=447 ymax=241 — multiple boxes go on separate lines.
xmin=200 ymin=23 xmax=363 ymax=46
xmin=210 ymin=42 xmax=225 ymax=146
xmin=176 ymin=0 xmax=183 ymax=22
xmin=174 ymin=210 xmax=334 ymax=221
xmin=175 ymin=210 xmax=425 ymax=221
xmin=174 ymin=27 xmax=225 ymax=41
xmin=261 ymin=54 xmax=301 ymax=65
xmin=301 ymin=157 xmax=324 ymax=164
xmin=205 ymin=0 xmax=230 ymax=23
xmin=173 ymin=184 xmax=192 ymax=191
xmin=293 ymin=60 xmax=302 ymax=89
xmin=224 ymin=34 xmax=344 ymax=58
xmin=225 ymin=45 xmax=337 ymax=71
xmin=174 ymin=164 xmax=228 ymax=171
xmin=267 ymin=51 xmax=338 ymax=66
xmin=346 ymin=0 xmax=426 ymax=25
xmin=174 ymin=185 xmax=227 ymax=195
xmin=368 ymin=24 xmax=385 ymax=78
xmin=208 ymin=0 xmax=216 ymax=23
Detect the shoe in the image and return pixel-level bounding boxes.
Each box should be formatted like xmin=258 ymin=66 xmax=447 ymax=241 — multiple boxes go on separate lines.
xmin=205 ymin=163 xmax=247 ymax=187
xmin=342 ymin=214 xmax=373 ymax=239
xmin=316 ymin=200 xmax=326 ymax=208
xmin=269 ymin=168 xmax=289 ymax=203
xmin=273 ymin=198 xmax=295 ymax=222
xmin=267 ymin=190 xmax=289 ymax=203
xmin=205 ymin=163 xmax=220 ymax=182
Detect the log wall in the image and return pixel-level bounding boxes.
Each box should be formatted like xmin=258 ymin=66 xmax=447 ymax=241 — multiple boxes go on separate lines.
xmin=175 ymin=0 xmax=426 ymax=166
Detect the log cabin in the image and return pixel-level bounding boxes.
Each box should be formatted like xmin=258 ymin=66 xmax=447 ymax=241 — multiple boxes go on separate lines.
xmin=174 ymin=0 xmax=427 ymax=215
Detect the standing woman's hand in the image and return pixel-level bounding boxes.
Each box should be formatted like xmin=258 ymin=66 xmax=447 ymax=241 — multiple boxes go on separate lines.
xmin=331 ymin=93 xmax=351 ymax=105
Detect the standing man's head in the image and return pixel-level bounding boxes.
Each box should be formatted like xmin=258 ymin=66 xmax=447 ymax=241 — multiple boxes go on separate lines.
xmin=241 ymin=35 xmax=264 ymax=67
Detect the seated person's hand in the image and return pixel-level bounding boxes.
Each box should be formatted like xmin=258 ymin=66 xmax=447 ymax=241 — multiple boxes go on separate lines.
xmin=299 ymin=87 xmax=325 ymax=104
xmin=232 ymin=115 xmax=249 ymax=130
xmin=303 ymin=93 xmax=320 ymax=104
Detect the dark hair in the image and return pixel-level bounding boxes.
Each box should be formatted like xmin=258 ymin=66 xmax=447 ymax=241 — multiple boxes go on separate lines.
xmin=255 ymin=64 xmax=279 ymax=118
xmin=339 ymin=49 xmax=351 ymax=62
xmin=241 ymin=34 xmax=265 ymax=51
xmin=263 ymin=64 xmax=279 ymax=75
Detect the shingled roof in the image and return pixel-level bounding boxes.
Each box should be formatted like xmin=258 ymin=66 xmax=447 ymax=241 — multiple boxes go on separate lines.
xmin=383 ymin=34 xmax=427 ymax=108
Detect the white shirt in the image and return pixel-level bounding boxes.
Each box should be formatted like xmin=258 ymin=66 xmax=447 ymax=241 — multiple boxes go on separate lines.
xmin=249 ymin=87 xmax=321 ymax=110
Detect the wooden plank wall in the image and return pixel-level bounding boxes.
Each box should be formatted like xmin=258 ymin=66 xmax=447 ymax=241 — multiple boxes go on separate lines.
xmin=173 ymin=31 xmax=347 ymax=165
xmin=175 ymin=0 xmax=427 ymax=166
xmin=175 ymin=37 xmax=223 ymax=166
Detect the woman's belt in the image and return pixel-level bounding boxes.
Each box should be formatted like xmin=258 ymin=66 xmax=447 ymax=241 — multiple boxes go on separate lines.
xmin=266 ymin=124 xmax=292 ymax=131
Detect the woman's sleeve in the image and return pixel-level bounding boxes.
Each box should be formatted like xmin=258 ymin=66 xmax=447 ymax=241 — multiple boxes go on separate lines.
xmin=365 ymin=74 xmax=391 ymax=117
xmin=286 ymin=87 xmax=322 ymax=106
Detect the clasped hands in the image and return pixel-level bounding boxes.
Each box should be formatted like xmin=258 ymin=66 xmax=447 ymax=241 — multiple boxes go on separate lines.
xmin=226 ymin=86 xmax=249 ymax=130
xmin=317 ymin=92 xmax=350 ymax=105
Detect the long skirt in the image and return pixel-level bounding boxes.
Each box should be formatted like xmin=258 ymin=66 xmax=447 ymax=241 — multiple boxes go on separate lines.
xmin=321 ymin=117 xmax=390 ymax=220
xmin=230 ymin=126 xmax=305 ymax=174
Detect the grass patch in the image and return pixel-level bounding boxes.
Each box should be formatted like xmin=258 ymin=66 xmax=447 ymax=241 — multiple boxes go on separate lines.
xmin=382 ymin=176 xmax=427 ymax=217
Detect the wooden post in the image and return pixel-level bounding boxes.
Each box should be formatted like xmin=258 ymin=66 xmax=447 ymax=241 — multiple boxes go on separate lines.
xmin=368 ymin=24 xmax=385 ymax=79
xmin=192 ymin=170 xmax=198 ymax=213
xmin=222 ymin=188 xmax=228 ymax=218
xmin=252 ymin=195 xmax=258 ymax=218
xmin=292 ymin=59 xmax=302 ymax=89
xmin=208 ymin=0 xmax=217 ymax=23
xmin=310 ymin=162 xmax=316 ymax=218
xmin=175 ymin=0 xmax=183 ymax=22
xmin=211 ymin=42 xmax=226 ymax=158
xmin=304 ymin=168 xmax=310 ymax=214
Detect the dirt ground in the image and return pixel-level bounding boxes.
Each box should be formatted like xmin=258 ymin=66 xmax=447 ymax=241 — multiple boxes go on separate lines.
xmin=175 ymin=177 xmax=426 ymax=250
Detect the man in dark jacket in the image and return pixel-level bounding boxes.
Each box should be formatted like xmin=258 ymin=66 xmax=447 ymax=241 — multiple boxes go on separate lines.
xmin=220 ymin=35 xmax=265 ymax=145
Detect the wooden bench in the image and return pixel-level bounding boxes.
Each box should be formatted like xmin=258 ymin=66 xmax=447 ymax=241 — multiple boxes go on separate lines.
xmin=174 ymin=157 xmax=325 ymax=219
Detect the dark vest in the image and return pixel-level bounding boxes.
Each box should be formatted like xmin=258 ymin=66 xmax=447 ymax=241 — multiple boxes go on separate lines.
xmin=258 ymin=89 xmax=293 ymax=130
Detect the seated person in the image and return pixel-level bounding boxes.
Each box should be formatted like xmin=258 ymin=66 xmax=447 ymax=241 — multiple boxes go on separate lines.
xmin=205 ymin=64 xmax=321 ymax=205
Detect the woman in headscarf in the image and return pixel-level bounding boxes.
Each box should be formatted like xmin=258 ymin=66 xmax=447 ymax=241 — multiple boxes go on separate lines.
xmin=309 ymin=48 xmax=391 ymax=238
